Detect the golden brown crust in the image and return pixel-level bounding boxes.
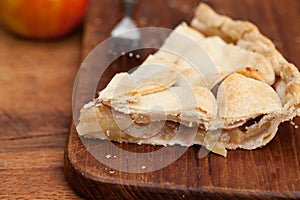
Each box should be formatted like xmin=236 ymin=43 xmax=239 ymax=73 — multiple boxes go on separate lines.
xmin=191 ymin=3 xmax=257 ymax=43
xmin=190 ymin=3 xmax=300 ymax=152
xmin=191 ymin=3 xmax=300 ymax=107
xmin=217 ymin=73 xmax=282 ymax=123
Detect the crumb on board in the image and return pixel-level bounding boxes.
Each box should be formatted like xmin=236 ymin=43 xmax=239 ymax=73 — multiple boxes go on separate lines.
xmin=289 ymin=120 xmax=299 ymax=129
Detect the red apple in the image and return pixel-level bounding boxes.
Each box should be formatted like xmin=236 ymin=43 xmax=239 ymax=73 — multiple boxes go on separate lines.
xmin=0 ymin=0 xmax=90 ymax=39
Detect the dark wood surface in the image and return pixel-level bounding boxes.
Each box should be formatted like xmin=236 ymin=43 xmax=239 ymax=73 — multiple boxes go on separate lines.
xmin=65 ymin=0 xmax=300 ymax=199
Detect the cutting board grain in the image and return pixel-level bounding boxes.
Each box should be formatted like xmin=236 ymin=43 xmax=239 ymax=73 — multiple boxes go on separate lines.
xmin=64 ymin=0 xmax=300 ymax=199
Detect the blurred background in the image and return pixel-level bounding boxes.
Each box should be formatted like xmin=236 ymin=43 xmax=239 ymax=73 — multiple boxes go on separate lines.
xmin=0 ymin=0 xmax=89 ymax=198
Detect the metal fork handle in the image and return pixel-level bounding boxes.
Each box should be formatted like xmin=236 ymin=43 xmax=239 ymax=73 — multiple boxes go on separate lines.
xmin=122 ymin=0 xmax=138 ymax=17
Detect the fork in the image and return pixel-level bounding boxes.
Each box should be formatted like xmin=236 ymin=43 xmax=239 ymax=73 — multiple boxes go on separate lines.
xmin=108 ymin=0 xmax=142 ymax=56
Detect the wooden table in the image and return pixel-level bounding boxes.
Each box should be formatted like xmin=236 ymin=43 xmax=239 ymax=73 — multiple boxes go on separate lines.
xmin=0 ymin=23 xmax=82 ymax=199
xmin=1 ymin=0 xmax=300 ymax=199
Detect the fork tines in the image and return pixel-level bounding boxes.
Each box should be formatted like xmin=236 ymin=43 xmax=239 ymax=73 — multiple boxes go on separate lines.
xmin=108 ymin=33 xmax=142 ymax=56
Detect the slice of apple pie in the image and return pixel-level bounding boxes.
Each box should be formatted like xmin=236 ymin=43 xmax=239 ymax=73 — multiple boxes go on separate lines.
xmin=76 ymin=3 xmax=300 ymax=157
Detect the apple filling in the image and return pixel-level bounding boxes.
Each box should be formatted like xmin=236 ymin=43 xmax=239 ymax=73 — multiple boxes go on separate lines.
xmin=84 ymin=104 xmax=273 ymax=156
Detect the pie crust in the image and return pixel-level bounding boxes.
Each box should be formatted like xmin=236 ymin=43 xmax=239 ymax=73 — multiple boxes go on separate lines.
xmin=76 ymin=3 xmax=300 ymax=157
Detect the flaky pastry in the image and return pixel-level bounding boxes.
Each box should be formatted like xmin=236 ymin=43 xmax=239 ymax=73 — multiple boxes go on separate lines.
xmin=76 ymin=3 xmax=300 ymax=157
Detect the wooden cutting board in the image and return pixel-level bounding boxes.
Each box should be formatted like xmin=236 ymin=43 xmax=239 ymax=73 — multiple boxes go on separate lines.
xmin=64 ymin=0 xmax=300 ymax=199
